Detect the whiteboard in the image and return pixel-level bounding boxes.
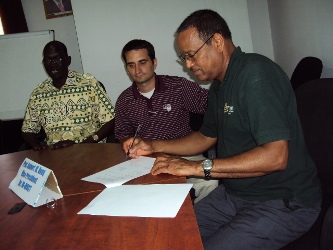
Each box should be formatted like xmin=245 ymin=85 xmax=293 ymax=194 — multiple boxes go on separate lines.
xmin=0 ymin=30 xmax=54 ymax=119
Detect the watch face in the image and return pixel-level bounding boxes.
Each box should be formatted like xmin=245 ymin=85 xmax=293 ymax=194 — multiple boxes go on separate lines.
xmin=202 ymin=159 xmax=213 ymax=170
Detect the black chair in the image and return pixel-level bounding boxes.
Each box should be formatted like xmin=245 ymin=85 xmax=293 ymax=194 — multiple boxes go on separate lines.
xmin=290 ymin=57 xmax=323 ymax=91
xmin=98 ymin=81 xmax=118 ymax=143
xmin=282 ymin=78 xmax=333 ymax=250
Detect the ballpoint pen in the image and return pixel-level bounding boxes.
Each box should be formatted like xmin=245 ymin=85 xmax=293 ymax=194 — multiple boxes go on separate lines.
xmin=125 ymin=124 xmax=141 ymax=159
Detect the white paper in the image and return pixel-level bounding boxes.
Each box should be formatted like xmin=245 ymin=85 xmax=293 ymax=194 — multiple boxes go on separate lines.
xmin=81 ymin=156 xmax=156 ymax=188
xmin=78 ymin=184 xmax=193 ymax=218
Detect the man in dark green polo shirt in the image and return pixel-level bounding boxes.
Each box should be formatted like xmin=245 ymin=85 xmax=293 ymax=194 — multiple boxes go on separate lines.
xmin=124 ymin=9 xmax=321 ymax=249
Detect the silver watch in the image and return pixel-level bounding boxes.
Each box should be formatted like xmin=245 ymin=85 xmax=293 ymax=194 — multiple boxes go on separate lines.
xmin=202 ymin=159 xmax=213 ymax=180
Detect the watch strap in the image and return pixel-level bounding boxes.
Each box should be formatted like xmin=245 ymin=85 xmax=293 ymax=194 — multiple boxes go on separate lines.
xmin=204 ymin=169 xmax=211 ymax=180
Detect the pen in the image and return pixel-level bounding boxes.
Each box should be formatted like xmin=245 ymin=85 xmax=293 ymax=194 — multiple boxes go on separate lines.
xmin=125 ymin=124 xmax=141 ymax=159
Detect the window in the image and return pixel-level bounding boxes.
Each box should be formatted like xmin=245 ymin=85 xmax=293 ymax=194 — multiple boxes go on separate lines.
xmin=0 ymin=16 xmax=4 ymax=35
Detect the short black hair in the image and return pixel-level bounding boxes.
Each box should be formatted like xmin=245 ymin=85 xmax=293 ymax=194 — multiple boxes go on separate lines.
xmin=43 ymin=40 xmax=68 ymax=57
xmin=177 ymin=9 xmax=232 ymax=42
xmin=121 ymin=39 xmax=155 ymax=63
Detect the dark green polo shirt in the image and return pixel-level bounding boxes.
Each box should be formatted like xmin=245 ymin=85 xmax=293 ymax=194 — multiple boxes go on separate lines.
xmin=200 ymin=47 xmax=321 ymax=207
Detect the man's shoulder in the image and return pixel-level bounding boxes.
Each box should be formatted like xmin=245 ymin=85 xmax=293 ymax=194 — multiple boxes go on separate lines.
xmin=67 ymin=70 xmax=97 ymax=86
xmin=117 ymin=86 xmax=133 ymax=102
xmin=160 ymin=75 xmax=189 ymax=84
xmin=159 ymin=75 xmax=203 ymax=90
xmin=29 ymin=78 xmax=51 ymax=95
xmin=235 ymin=50 xmax=276 ymax=71
xmin=68 ymin=70 xmax=95 ymax=80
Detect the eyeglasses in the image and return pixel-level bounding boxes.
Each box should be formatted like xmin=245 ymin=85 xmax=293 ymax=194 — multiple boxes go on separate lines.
xmin=42 ymin=57 xmax=63 ymax=65
xmin=179 ymin=34 xmax=214 ymax=62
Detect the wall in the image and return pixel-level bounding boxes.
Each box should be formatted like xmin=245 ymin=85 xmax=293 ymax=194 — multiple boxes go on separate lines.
xmin=18 ymin=0 xmax=333 ymax=103
xmin=71 ymin=0 xmax=258 ymax=103
xmin=268 ymin=0 xmax=333 ymax=78
xmin=21 ymin=0 xmax=83 ymax=73
xmin=247 ymin=0 xmax=274 ymax=61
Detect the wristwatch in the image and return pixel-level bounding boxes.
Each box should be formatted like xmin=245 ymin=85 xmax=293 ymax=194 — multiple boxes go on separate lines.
xmin=92 ymin=134 xmax=99 ymax=142
xmin=202 ymin=159 xmax=213 ymax=180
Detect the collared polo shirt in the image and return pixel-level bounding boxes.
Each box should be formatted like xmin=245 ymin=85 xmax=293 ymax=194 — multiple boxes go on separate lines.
xmin=115 ymin=74 xmax=208 ymax=140
xmin=200 ymin=47 xmax=321 ymax=206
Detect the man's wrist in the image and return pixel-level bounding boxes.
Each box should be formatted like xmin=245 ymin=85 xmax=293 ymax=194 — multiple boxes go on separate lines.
xmin=150 ymin=140 xmax=155 ymax=152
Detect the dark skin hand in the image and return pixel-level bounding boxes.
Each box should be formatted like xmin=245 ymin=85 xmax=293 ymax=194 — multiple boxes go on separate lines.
xmin=50 ymin=140 xmax=75 ymax=149
xmin=31 ymin=140 xmax=48 ymax=150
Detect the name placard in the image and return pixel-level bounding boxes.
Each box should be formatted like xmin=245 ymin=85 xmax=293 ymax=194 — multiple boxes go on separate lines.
xmin=9 ymin=158 xmax=63 ymax=207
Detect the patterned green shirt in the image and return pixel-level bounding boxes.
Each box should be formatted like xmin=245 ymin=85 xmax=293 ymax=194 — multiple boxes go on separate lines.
xmin=22 ymin=70 xmax=115 ymax=145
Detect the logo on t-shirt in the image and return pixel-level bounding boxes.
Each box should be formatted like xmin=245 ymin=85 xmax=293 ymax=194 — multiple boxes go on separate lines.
xmin=224 ymin=103 xmax=234 ymax=115
xmin=163 ymin=104 xmax=172 ymax=112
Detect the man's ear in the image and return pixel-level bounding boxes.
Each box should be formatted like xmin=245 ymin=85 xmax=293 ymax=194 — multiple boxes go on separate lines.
xmin=153 ymin=58 xmax=157 ymax=70
xmin=211 ymin=33 xmax=224 ymax=53
xmin=67 ymin=56 xmax=72 ymax=66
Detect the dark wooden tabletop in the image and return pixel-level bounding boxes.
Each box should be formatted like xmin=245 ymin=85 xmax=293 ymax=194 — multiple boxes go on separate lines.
xmin=0 ymin=143 xmax=203 ymax=250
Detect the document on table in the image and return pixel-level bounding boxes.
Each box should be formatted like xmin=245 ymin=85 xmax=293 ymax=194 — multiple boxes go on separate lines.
xmin=81 ymin=156 xmax=156 ymax=188
xmin=78 ymin=184 xmax=193 ymax=218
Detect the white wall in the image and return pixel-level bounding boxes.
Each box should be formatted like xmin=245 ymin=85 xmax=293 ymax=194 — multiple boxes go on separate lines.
xmin=268 ymin=0 xmax=333 ymax=78
xmin=17 ymin=0 xmax=333 ymax=105
xmin=71 ymin=0 xmax=255 ymax=103
xmin=21 ymin=0 xmax=83 ymax=73
xmin=247 ymin=0 xmax=274 ymax=61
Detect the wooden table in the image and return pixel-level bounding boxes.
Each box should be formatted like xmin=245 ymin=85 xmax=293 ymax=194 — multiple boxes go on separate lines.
xmin=0 ymin=143 xmax=203 ymax=250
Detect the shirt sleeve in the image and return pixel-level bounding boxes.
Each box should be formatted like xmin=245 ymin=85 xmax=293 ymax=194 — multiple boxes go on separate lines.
xmin=181 ymin=78 xmax=208 ymax=114
xmin=91 ymin=79 xmax=115 ymax=127
xmin=240 ymin=76 xmax=292 ymax=145
xmin=114 ymin=90 xmax=135 ymax=140
xmin=21 ymin=92 xmax=42 ymax=134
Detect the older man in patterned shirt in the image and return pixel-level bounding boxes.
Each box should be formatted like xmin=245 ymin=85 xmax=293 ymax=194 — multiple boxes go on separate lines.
xmin=22 ymin=41 xmax=115 ymax=150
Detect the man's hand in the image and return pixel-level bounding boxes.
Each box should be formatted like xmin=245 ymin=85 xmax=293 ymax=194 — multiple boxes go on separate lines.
xmin=122 ymin=138 xmax=154 ymax=158
xmin=50 ymin=140 xmax=75 ymax=149
xmin=31 ymin=140 xmax=48 ymax=150
xmin=151 ymin=155 xmax=201 ymax=177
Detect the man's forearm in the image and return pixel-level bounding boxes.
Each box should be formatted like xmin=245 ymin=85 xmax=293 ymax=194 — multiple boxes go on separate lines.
xmin=85 ymin=119 xmax=115 ymax=142
xmin=153 ymin=131 xmax=216 ymax=156
xmin=22 ymin=132 xmax=39 ymax=147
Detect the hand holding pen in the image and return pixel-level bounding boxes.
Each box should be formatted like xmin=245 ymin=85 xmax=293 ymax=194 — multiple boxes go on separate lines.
xmin=125 ymin=124 xmax=141 ymax=159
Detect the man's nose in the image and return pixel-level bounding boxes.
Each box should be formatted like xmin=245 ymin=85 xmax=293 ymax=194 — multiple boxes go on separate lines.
xmin=185 ymin=59 xmax=194 ymax=69
xmin=135 ymin=65 xmax=141 ymax=74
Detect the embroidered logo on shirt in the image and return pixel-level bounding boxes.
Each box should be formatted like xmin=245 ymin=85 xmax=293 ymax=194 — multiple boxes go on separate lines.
xmin=224 ymin=103 xmax=234 ymax=115
xmin=163 ymin=104 xmax=172 ymax=112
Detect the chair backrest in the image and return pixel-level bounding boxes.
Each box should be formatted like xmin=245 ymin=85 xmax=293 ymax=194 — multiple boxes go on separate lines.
xmin=295 ymin=78 xmax=333 ymax=196
xmin=291 ymin=57 xmax=323 ymax=91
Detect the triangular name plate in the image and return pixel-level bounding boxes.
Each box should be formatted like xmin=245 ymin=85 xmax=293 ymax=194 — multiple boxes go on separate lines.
xmin=9 ymin=158 xmax=63 ymax=207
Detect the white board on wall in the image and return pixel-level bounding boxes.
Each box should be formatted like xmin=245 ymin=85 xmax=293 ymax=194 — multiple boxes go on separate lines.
xmin=0 ymin=30 xmax=54 ymax=119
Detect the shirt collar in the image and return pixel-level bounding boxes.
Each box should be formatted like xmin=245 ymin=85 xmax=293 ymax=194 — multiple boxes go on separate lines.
xmin=46 ymin=69 xmax=73 ymax=90
xmin=211 ymin=47 xmax=243 ymax=92
xmin=223 ymin=46 xmax=243 ymax=82
xmin=132 ymin=74 xmax=166 ymax=99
